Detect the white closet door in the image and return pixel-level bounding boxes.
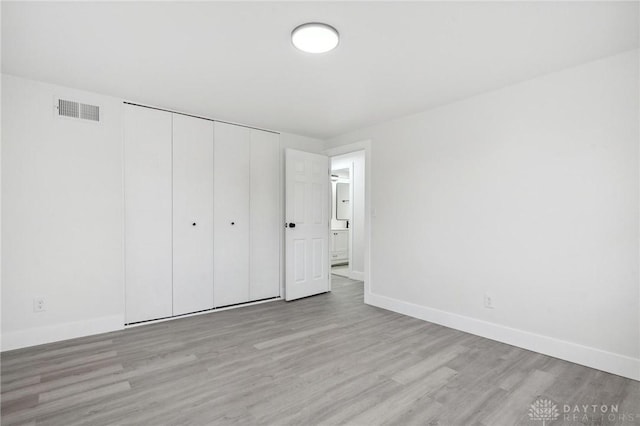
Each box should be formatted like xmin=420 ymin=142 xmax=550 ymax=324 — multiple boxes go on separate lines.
xmin=249 ymin=130 xmax=280 ymax=301
xmin=213 ymin=122 xmax=250 ymax=307
xmin=172 ymin=114 xmax=214 ymax=315
xmin=124 ymin=104 xmax=173 ymax=323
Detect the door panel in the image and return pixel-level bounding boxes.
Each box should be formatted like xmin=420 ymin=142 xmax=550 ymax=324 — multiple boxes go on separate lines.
xmin=312 ymin=238 xmax=325 ymax=279
xmin=293 ymin=182 xmax=305 ymax=223
xmin=124 ymin=105 xmax=173 ymax=323
xmin=249 ymin=129 xmax=280 ymax=300
xmin=312 ymin=183 xmax=323 ymax=223
xmin=285 ymin=149 xmax=330 ymax=301
xmin=172 ymin=114 xmax=214 ymax=315
xmin=213 ymin=122 xmax=250 ymax=307
xmin=294 ymin=239 xmax=306 ymax=282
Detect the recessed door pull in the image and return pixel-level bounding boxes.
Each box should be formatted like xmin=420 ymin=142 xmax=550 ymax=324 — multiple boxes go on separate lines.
xmin=192 ymin=223 xmax=196 ymax=226
xmin=231 ymin=222 xmax=235 ymax=225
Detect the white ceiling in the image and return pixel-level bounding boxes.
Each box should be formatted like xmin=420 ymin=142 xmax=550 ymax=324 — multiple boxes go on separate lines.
xmin=2 ymin=2 xmax=638 ymax=139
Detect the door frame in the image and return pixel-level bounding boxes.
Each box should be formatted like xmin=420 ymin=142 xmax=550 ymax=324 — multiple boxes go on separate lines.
xmin=325 ymin=140 xmax=372 ymax=302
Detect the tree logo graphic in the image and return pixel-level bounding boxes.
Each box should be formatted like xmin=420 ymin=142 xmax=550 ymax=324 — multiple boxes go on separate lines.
xmin=529 ymin=397 xmax=559 ymax=426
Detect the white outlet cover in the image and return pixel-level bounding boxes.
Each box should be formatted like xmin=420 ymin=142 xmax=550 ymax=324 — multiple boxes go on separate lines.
xmin=484 ymin=294 xmax=495 ymax=309
xmin=33 ymin=297 xmax=46 ymax=312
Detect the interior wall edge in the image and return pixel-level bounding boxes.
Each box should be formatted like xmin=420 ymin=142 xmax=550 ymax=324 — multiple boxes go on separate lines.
xmin=323 ymin=48 xmax=640 ymax=150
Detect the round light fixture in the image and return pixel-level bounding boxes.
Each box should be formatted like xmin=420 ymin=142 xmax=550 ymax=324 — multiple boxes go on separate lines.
xmin=291 ymin=23 xmax=339 ymax=54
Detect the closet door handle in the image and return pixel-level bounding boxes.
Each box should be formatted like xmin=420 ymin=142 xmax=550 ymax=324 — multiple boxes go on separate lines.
xmin=288 ymin=223 xmax=296 ymax=228
xmin=192 ymin=222 xmax=196 ymax=226
xmin=231 ymin=222 xmax=235 ymax=225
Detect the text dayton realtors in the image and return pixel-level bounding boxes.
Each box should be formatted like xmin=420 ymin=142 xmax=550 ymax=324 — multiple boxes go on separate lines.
xmin=562 ymin=404 xmax=635 ymax=423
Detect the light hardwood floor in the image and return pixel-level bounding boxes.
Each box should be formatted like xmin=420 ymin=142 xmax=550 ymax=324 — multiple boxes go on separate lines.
xmin=2 ymin=276 xmax=639 ymax=425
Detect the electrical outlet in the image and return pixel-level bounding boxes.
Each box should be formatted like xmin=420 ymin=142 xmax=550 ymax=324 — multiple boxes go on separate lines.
xmin=484 ymin=293 xmax=495 ymax=309
xmin=33 ymin=297 xmax=46 ymax=312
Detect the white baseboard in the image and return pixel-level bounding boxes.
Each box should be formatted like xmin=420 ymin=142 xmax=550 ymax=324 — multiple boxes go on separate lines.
xmin=349 ymin=270 xmax=364 ymax=281
xmin=1 ymin=315 xmax=124 ymax=352
xmin=366 ymin=292 xmax=640 ymax=381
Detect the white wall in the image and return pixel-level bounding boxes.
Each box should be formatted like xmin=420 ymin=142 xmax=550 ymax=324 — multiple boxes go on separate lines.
xmin=2 ymin=74 xmax=125 ymax=350
xmin=1 ymin=75 xmax=326 ymax=350
xmin=331 ymin=151 xmax=366 ymax=279
xmin=325 ymin=50 xmax=640 ymax=380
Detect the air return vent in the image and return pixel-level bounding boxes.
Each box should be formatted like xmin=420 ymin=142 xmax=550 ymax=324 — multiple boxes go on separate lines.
xmin=58 ymin=99 xmax=79 ymax=118
xmin=56 ymin=98 xmax=100 ymax=122
xmin=80 ymin=103 xmax=100 ymax=121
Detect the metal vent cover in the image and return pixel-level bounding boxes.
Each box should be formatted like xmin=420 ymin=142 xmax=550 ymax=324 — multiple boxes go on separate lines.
xmin=56 ymin=98 xmax=100 ymax=122
xmin=58 ymin=99 xmax=79 ymax=118
xmin=80 ymin=103 xmax=100 ymax=121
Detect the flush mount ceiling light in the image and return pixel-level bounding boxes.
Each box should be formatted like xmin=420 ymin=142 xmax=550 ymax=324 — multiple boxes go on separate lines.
xmin=291 ymin=23 xmax=339 ymax=54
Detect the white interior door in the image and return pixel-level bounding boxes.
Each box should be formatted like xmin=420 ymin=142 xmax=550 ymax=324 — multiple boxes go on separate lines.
xmin=172 ymin=114 xmax=214 ymax=315
xmin=213 ymin=122 xmax=250 ymax=307
xmin=124 ymin=104 xmax=173 ymax=323
xmin=249 ymin=129 xmax=280 ymax=300
xmin=285 ymin=149 xmax=330 ymax=301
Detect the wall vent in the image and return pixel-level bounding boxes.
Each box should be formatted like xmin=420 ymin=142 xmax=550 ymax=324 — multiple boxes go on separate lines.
xmin=56 ymin=98 xmax=100 ymax=122
xmin=58 ymin=99 xmax=79 ymax=118
xmin=80 ymin=103 xmax=100 ymax=121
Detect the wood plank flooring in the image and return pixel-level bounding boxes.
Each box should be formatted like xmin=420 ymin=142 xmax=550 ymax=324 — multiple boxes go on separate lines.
xmin=2 ymin=275 xmax=639 ymax=425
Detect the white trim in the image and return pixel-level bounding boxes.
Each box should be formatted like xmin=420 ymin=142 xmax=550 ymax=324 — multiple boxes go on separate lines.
xmin=279 ymin=138 xmax=285 ymax=299
xmin=121 ymin=103 xmax=128 ymax=336
xmin=348 ymin=161 xmax=354 ymax=278
xmin=327 ymin=156 xmax=332 ymax=294
xmin=325 ymin=140 xmax=372 ymax=298
xmin=1 ymin=315 xmax=124 ymax=352
xmin=367 ymin=292 xmax=640 ymax=381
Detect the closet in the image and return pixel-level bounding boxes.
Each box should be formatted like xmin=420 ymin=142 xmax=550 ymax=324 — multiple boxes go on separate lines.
xmin=213 ymin=122 xmax=280 ymax=306
xmin=124 ymin=105 xmax=173 ymax=323
xmin=172 ymin=114 xmax=214 ymax=316
xmin=124 ymin=104 xmax=280 ymax=324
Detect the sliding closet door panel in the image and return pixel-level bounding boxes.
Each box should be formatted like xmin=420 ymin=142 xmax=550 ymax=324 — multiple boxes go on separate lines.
xmin=172 ymin=114 xmax=214 ymax=315
xmin=124 ymin=104 xmax=173 ymax=323
xmin=250 ymin=130 xmax=280 ymax=300
xmin=213 ymin=122 xmax=250 ymax=307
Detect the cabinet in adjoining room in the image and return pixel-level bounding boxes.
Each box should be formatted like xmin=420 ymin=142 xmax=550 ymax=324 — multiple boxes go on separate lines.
xmin=331 ymin=230 xmax=349 ymax=265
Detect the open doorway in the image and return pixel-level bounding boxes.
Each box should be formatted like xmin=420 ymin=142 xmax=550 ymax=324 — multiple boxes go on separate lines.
xmin=330 ymin=150 xmax=365 ymax=284
xmin=283 ymin=144 xmax=369 ymax=302
xmin=330 ymin=167 xmax=350 ymax=277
